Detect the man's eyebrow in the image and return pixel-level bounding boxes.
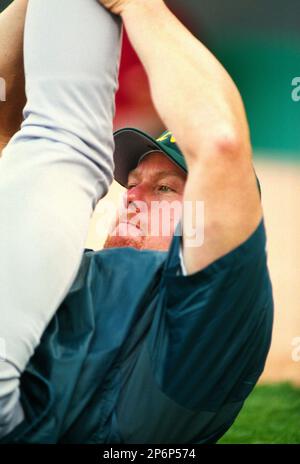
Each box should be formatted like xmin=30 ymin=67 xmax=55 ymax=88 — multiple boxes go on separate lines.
xmin=126 ymin=169 xmax=185 ymax=188
xmin=128 ymin=170 xmax=183 ymax=180
xmin=155 ymin=170 xmax=184 ymax=179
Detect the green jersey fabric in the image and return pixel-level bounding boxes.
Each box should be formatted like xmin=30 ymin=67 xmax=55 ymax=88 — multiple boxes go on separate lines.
xmin=0 ymin=219 xmax=273 ymax=444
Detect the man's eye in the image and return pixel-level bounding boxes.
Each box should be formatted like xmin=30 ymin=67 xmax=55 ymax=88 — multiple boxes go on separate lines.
xmin=127 ymin=184 xmax=137 ymax=190
xmin=158 ymin=185 xmax=175 ymax=193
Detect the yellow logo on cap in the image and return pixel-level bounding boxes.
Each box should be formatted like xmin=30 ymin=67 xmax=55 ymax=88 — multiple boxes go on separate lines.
xmin=157 ymin=131 xmax=177 ymax=143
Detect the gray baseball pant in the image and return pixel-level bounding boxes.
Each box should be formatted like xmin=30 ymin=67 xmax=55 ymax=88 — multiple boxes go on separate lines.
xmin=0 ymin=0 xmax=121 ymax=438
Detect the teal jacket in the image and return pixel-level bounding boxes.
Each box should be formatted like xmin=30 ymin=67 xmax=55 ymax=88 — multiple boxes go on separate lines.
xmin=0 ymin=219 xmax=273 ymax=443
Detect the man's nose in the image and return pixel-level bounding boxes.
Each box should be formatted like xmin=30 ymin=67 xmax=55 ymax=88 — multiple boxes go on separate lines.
xmin=125 ymin=184 xmax=147 ymax=209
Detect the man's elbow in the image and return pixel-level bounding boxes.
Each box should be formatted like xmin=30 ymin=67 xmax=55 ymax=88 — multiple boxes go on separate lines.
xmin=183 ymin=123 xmax=251 ymax=166
xmin=214 ymin=126 xmax=251 ymax=159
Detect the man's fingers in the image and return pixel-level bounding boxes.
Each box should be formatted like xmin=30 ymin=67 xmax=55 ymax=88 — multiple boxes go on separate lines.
xmin=98 ymin=0 xmax=134 ymax=15
xmin=98 ymin=0 xmax=121 ymax=14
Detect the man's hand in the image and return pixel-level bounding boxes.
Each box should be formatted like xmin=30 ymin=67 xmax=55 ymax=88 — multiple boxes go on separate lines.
xmin=98 ymin=0 xmax=152 ymax=16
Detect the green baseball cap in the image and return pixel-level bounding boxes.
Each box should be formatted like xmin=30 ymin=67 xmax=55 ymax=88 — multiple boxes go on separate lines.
xmin=113 ymin=127 xmax=187 ymax=187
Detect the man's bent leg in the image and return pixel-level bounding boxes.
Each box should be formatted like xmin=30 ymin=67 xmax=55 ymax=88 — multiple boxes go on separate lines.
xmin=0 ymin=0 xmax=121 ymax=437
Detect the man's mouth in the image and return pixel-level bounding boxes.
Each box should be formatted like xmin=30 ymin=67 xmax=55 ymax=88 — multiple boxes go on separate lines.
xmin=115 ymin=221 xmax=143 ymax=237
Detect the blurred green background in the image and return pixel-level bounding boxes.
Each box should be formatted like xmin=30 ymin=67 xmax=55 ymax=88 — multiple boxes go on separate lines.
xmin=219 ymin=383 xmax=300 ymax=444
xmin=166 ymin=0 xmax=300 ymax=159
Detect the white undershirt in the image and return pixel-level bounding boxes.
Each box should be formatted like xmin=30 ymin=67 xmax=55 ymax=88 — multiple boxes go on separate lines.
xmin=179 ymin=243 xmax=188 ymax=276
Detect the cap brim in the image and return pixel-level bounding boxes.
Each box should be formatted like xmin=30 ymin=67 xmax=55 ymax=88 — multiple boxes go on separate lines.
xmin=113 ymin=127 xmax=186 ymax=187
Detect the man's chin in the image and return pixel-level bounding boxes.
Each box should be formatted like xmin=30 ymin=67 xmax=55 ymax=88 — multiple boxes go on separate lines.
xmin=103 ymin=234 xmax=172 ymax=252
xmin=103 ymin=234 xmax=144 ymax=250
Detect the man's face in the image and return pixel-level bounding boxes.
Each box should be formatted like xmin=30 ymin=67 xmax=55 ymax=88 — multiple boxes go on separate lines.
xmin=103 ymin=152 xmax=186 ymax=251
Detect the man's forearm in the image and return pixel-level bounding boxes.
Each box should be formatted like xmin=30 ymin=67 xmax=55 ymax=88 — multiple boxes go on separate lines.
xmin=121 ymin=0 xmax=251 ymax=164
xmin=0 ymin=0 xmax=28 ymax=151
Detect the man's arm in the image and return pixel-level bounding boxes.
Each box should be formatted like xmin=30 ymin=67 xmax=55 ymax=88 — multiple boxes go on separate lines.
xmin=0 ymin=0 xmax=27 ymax=154
xmin=100 ymin=0 xmax=262 ymax=274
